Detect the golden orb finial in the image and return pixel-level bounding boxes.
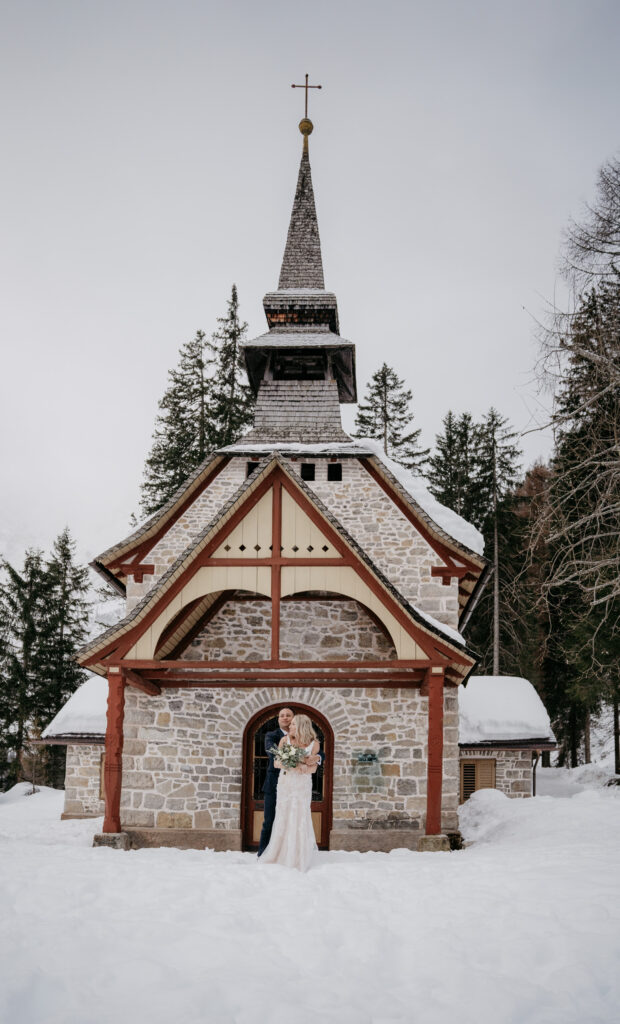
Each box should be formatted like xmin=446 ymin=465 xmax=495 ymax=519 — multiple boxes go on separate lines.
xmin=299 ymin=117 xmax=314 ymax=137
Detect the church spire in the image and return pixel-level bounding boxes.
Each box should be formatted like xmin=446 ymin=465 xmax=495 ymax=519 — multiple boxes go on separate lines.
xmin=240 ymin=99 xmax=358 ymax=441
xmin=278 ymin=119 xmax=325 ymax=290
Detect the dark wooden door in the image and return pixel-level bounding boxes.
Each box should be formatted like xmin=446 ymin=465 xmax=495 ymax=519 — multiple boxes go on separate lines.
xmin=242 ymin=704 xmax=333 ymax=850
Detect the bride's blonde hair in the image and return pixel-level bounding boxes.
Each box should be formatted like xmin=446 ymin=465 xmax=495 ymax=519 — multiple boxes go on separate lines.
xmin=291 ymin=714 xmax=316 ymax=746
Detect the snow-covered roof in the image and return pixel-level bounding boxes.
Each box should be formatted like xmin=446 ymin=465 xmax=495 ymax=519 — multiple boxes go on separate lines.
xmin=459 ymin=676 xmax=555 ymax=745
xmin=42 ymin=676 xmax=108 ymax=739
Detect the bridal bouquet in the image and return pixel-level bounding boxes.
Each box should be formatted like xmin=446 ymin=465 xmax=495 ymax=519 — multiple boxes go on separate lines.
xmin=268 ymin=742 xmax=307 ymax=770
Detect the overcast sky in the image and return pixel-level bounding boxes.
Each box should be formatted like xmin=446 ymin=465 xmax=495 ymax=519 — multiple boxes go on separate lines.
xmin=1 ymin=0 xmax=618 ymax=571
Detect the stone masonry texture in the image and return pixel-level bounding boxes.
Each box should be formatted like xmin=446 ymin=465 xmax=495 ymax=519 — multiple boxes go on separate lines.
xmin=181 ymin=598 xmax=397 ymax=663
xmin=63 ymin=744 xmax=105 ymax=817
xmin=120 ymin=683 xmax=459 ymax=835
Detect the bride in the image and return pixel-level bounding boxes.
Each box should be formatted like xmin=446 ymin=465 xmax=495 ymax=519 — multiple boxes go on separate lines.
xmin=259 ymin=714 xmax=319 ymax=872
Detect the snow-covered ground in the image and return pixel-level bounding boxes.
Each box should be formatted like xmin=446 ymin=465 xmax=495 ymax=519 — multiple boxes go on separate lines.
xmin=1 ymin=777 xmax=619 ymax=1024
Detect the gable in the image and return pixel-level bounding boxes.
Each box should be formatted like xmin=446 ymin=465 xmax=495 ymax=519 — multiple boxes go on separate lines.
xmin=79 ymin=454 xmax=475 ymax=679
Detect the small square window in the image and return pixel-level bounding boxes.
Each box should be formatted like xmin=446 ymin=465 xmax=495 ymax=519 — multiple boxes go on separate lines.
xmin=246 ymin=461 xmax=259 ymax=478
xmin=300 ymin=463 xmax=315 ymax=481
xmin=327 ymin=463 xmax=342 ymax=481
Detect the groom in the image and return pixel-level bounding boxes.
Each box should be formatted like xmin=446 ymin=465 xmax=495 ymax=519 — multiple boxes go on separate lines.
xmin=257 ymin=706 xmax=320 ymax=856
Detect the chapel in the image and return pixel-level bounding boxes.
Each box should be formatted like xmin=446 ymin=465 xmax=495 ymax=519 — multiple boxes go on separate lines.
xmin=60 ymin=109 xmax=544 ymax=853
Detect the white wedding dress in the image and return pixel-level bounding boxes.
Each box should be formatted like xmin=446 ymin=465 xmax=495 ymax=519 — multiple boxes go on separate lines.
xmin=259 ymin=742 xmax=318 ymax=872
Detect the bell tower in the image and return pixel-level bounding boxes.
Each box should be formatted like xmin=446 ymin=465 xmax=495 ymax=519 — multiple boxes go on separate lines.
xmin=241 ymin=114 xmax=357 ymax=444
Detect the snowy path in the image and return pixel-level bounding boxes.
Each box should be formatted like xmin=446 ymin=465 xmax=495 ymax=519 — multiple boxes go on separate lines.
xmin=1 ymin=782 xmax=619 ymax=1024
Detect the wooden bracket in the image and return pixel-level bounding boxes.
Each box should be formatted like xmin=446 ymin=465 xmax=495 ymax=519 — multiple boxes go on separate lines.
xmin=115 ymin=564 xmax=155 ymax=584
xmin=122 ymin=667 xmax=162 ymax=696
xmin=431 ymin=565 xmax=469 ymax=587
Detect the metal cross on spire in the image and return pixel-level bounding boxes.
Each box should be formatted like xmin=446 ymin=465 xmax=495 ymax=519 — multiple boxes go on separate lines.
xmin=291 ymin=73 xmax=322 ymax=120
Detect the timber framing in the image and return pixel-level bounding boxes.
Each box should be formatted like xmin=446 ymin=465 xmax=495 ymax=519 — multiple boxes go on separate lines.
xmin=78 ymin=453 xmax=477 ymax=683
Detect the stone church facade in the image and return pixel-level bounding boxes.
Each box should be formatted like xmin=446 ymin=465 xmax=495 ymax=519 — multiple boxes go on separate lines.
xmin=77 ymin=116 xmax=491 ymax=852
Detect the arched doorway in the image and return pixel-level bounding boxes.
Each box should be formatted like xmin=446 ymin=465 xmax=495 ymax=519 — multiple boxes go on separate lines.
xmin=241 ymin=703 xmax=333 ymax=851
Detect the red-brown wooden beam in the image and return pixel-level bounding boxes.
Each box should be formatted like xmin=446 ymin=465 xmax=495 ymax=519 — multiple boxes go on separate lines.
xmin=203 ymin=557 xmax=350 ymax=567
xmin=115 ymin=563 xmax=155 ymax=584
xmin=122 ymin=666 xmax=161 ymax=696
xmin=431 ymin=566 xmax=469 ymax=587
xmin=118 ymin=658 xmax=439 ymax=671
xmin=102 ymin=669 xmax=125 ymax=833
xmin=425 ymin=668 xmax=445 ymax=835
xmin=271 ymin=478 xmax=282 ymax=662
xmin=138 ymin=674 xmax=426 ymax=687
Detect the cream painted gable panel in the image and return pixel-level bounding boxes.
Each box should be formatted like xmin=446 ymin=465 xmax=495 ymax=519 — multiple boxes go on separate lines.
xmin=127 ymin=564 xmax=271 ymax=660
xmin=211 ymin=491 xmax=273 ymax=558
xmin=280 ymin=565 xmax=426 ymax=661
xmin=281 ymin=488 xmax=337 ymax=558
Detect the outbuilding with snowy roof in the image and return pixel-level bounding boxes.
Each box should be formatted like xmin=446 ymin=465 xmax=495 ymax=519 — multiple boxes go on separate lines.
xmin=459 ymin=676 xmax=556 ymax=801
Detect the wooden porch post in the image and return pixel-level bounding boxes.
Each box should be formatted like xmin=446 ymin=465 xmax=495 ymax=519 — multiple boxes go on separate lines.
xmin=103 ymin=668 xmax=125 ymax=833
xmin=271 ymin=479 xmax=282 ymax=662
xmin=425 ymin=666 xmax=444 ymax=835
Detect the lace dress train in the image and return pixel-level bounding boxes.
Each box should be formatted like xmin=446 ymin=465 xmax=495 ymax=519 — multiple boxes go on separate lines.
xmin=259 ymin=768 xmax=318 ymax=872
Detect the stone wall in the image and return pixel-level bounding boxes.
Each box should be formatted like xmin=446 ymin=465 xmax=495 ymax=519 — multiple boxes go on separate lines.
xmin=495 ymin=749 xmax=533 ymax=797
xmin=181 ymin=597 xmax=397 ymax=662
xmin=62 ymin=743 xmax=105 ymax=818
xmin=459 ymin=747 xmax=533 ymax=798
xmin=120 ymin=684 xmax=459 ymax=839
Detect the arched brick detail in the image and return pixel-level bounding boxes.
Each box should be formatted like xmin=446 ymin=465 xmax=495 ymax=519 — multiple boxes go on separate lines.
xmin=227 ymin=686 xmax=341 ymax=731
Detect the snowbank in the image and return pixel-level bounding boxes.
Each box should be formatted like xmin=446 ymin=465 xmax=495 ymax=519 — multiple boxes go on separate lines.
xmin=42 ymin=675 xmax=108 ymax=738
xmin=1 ymin=779 xmax=620 ymax=1023
xmin=459 ymin=675 xmax=553 ymax=744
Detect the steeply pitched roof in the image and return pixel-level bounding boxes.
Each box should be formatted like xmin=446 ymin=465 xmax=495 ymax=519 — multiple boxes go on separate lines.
xmin=79 ymin=452 xmax=476 ymax=677
xmin=278 ymin=144 xmax=325 ymax=290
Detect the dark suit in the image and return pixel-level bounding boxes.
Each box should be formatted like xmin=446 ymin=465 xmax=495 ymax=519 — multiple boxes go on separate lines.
xmin=257 ymin=727 xmax=284 ymax=855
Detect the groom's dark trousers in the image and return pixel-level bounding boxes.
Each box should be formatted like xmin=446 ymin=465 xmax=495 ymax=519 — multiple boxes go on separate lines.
xmin=257 ymin=728 xmax=282 ymax=856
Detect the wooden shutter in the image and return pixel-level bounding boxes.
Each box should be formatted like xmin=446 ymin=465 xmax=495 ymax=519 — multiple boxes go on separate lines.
xmin=461 ymin=762 xmax=477 ymax=802
xmin=460 ymin=759 xmax=496 ymax=802
xmin=476 ymin=759 xmax=495 ymax=791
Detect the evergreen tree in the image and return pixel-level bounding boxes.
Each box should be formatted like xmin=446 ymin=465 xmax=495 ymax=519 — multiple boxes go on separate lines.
xmin=0 ymin=532 xmax=91 ymax=790
xmin=140 ymin=330 xmax=214 ymax=517
xmin=42 ymin=529 xmax=91 ymax=786
xmin=210 ymin=284 xmax=255 ymax=448
xmin=353 ymin=363 xmax=430 ymax=473
xmin=427 ymin=411 xmax=479 ymax=521
xmin=139 ymin=287 xmax=255 ymax=517
xmin=428 ymin=406 xmax=523 ymax=675
xmin=535 ymin=283 xmax=620 ymax=766
xmin=0 ymin=550 xmax=52 ymax=789
xmin=468 ymin=408 xmax=522 ymax=675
